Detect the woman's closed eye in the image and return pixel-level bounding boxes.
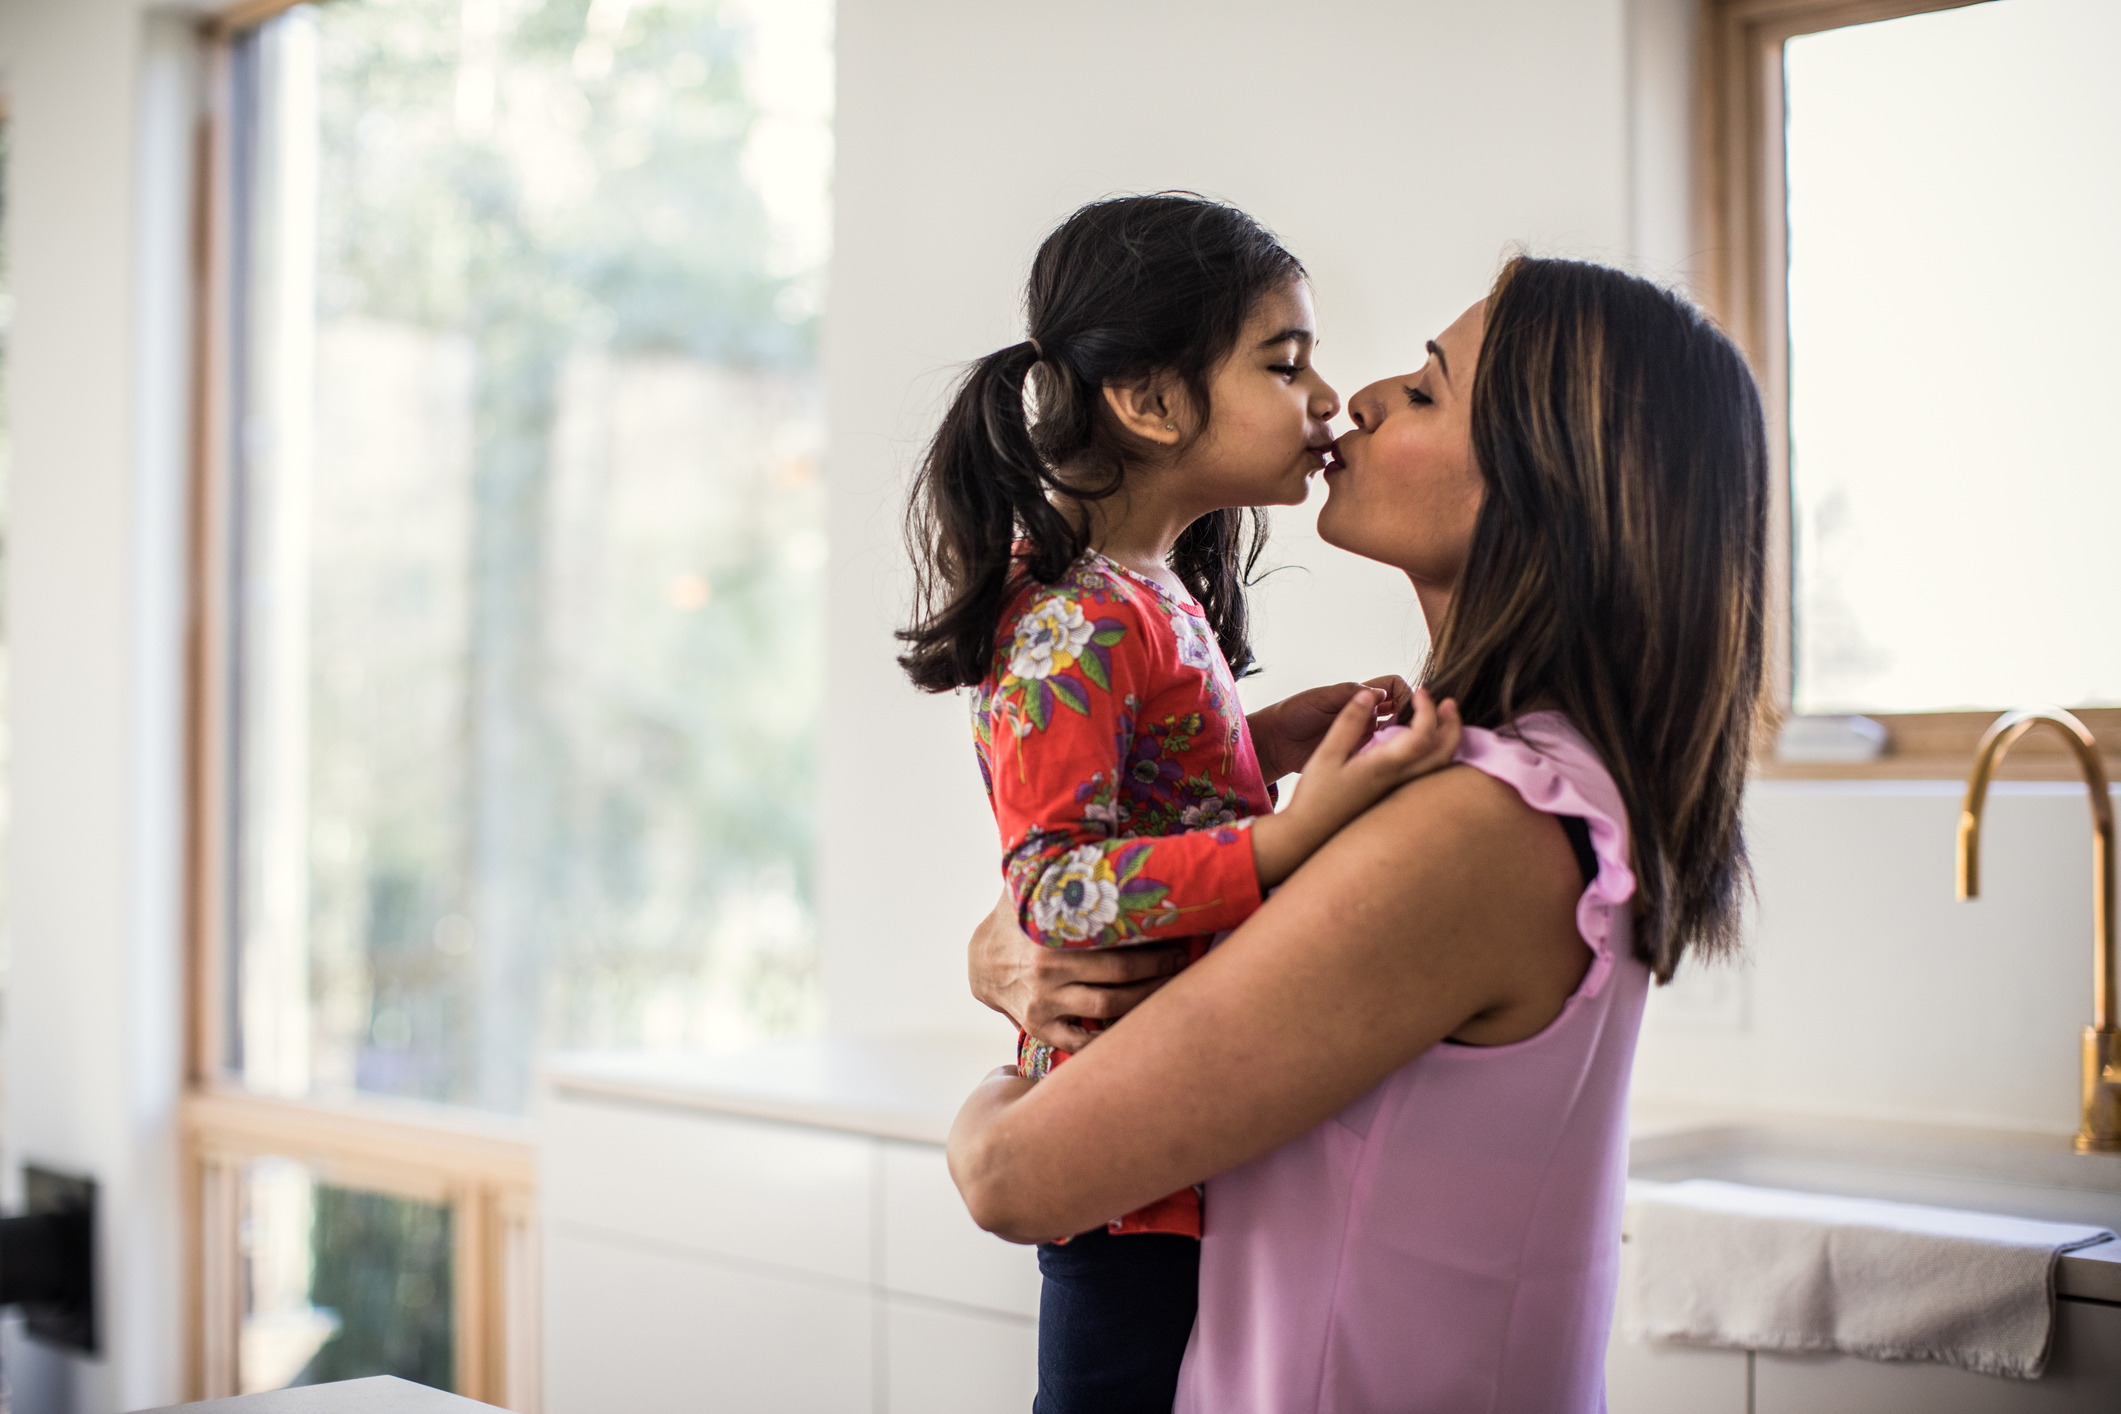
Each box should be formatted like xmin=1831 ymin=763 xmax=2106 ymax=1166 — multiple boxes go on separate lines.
xmin=1270 ymin=363 xmax=1307 ymax=381
xmin=1404 ymin=384 xmax=1433 ymax=407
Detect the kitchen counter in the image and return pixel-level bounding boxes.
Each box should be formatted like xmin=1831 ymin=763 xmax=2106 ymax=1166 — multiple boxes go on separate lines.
xmin=134 ymin=1377 xmax=498 ymax=1413
xmin=542 ymin=1034 xmax=1004 ymax=1145
xmin=541 ymin=1038 xmax=2121 ymax=1302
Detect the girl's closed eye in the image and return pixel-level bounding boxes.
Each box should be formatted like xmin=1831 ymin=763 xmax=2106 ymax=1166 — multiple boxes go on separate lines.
xmin=1404 ymin=384 xmax=1433 ymax=407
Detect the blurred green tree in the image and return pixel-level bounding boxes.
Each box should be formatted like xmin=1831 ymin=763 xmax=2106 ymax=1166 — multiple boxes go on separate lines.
xmin=288 ymin=0 xmax=824 ymax=1113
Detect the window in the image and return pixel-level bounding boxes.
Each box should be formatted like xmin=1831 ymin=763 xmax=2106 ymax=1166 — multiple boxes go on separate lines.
xmin=188 ymin=0 xmax=831 ymax=1400
xmin=238 ymin=1162 xmax=454 ymax=1394
xmin=1701 ymin=0 xmax=2121 ymax=772
xmin=0 ymin=108 xmax=10 ymax=1125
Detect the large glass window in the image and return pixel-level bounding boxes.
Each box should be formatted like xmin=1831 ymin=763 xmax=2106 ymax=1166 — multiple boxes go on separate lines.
xmin=0 ymin=114 xmax=10 ymax=1120
xmin=1783 ymin=0 xmax=2120 ymax=715
xmin=240 ymin=1160 xmax=454 ymax=1394
xmin=228 ymin=0 xmax=831 ymax=1116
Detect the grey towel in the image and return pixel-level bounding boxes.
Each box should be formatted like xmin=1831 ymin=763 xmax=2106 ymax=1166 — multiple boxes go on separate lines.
xmin=1621 ymin=1178 xmax=2115 ymax=1379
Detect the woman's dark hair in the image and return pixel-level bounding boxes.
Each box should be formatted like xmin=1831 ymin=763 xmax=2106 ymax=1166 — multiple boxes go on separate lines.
xmin=896 ymin=194 xmax=1304 ymax=691
xmin=1424 ymin=256 xmax=1769 ymax=982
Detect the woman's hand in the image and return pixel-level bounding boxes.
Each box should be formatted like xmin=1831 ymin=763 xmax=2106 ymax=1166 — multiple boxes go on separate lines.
xmin=1248 ymin=687 xmax=1461 ymax=887
xmin=1248 ymin=674 xmax=1414 ymax=782
xmin=969 ymin=890 xmax=1188 ymax=1052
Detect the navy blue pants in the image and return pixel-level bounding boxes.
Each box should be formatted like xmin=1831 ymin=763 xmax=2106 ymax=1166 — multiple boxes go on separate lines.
xmin=1034 ymin=1228 xmax=1199 ymax=1414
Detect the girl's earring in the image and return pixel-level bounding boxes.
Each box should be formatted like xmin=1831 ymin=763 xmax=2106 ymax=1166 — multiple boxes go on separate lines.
xmin=1164 ymin=422 xmax=1176 ymax=431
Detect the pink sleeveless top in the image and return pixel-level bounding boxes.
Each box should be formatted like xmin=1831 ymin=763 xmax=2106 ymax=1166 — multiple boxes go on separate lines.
xmin=1176 ymin=713 xmax=1649 ymax=1414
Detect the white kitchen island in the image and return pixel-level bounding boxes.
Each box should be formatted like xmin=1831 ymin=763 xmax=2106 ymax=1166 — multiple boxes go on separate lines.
xmin=540 ymin=1037 xmax=1038 ymax=1414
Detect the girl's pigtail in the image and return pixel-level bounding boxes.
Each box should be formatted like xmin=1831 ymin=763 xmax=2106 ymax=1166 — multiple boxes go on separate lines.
xmin=898 ymin=341 xmax=1085 ymax=691
xmin=899 ymin=194 xmax=1305 ymax=694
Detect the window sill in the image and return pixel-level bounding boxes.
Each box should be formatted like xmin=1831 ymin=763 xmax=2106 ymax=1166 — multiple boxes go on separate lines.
xmin=1753 ymin=753 xmax=2121 ymax=784
xmin=1757 ymin=708 xmax=2121 ymax=783
xmin=182 ymin=1083 xmax=537 ymax=1195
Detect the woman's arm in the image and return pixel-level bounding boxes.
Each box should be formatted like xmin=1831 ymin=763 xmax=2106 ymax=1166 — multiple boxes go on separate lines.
xmin=948 ymin=763 xmax=1594 ymax=1243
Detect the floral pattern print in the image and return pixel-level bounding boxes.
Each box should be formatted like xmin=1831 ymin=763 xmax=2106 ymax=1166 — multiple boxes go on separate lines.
xmin=974 ymin=551 xmax=1273 ymax=1101
xmin=980 ymin=578 xmax=1129 ymax=742
xmin=1008 ymin=594 xmax=1097 ymax=682
xmin=1028 ymin=843 xmax=1124 ymax=942
xmin=1171 ymin=608 xmax=1216 ymax=671
xmin=975 ymin=556 xmax=1270 ymax=945
xmin=971 ymin=553 xmax=1273 ymax=1239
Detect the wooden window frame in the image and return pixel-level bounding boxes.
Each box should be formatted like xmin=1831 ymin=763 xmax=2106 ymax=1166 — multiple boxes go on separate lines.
xmin=1698 ymin=0 xmax=2121 ymax=781
xmin=184 ymin=3 xmax=538 ymax=1406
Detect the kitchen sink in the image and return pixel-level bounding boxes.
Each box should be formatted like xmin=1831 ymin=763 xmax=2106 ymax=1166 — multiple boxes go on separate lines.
xmin=1626 ymin=1108 xmax=2121 ymax=1301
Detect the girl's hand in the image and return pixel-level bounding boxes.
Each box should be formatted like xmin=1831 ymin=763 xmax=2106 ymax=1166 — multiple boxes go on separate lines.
xmin=1248 ymin=688 xmax=1461 ymax=887
xmin=1248 ymin=675 xmax=1414 ymax=781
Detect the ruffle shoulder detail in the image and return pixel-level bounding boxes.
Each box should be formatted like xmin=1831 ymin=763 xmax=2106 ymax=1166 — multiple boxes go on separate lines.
xmin=1452 ymin=712 xmax=1636 ymax=1000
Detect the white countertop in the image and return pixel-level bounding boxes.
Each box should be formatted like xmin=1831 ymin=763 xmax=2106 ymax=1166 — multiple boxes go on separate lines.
xmin=134 ymin=1376 xmax=497 ymax=1413
xmin=542 ymin=1034 xmax=1006 ymax=1145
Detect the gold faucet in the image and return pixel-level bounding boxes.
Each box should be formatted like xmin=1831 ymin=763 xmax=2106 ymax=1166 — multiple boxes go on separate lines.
xmin=1957 ymin=707 xmax=2119 ymax=1153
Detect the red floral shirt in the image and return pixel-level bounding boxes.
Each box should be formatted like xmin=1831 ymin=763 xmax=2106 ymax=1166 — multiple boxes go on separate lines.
xmin=972 ymin=552 xmax=1274 ymax=1238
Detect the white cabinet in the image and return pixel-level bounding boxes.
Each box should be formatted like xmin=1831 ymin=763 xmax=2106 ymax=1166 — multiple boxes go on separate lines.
xmin=1752 ymin=1298 xmax=2121 ymax=1414
xmin=544 ymin=1229 xmax=874 ymax=1414
xmin=1608 ymin=1300 xmax=2121 ymax=1414
xmin=1604 ymin=1330 xmax=1748 ymax=1414
xmin=884 ymin=1299 xmax=1040 ymax=1414
xmin=544 ymin=1098 xmax=874 ymax=1282
xmin=880 ymin=1142 xmax=1042 ymax=1319
xmin=542 ymin=1072 xmax=1039 ymax=1414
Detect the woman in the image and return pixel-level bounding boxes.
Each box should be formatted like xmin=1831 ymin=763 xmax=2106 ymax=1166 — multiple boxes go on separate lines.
xmin=948 ymin=256 xmax=1768 ymax=1412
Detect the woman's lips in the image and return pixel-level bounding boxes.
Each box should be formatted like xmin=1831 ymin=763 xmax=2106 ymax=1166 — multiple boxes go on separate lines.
xmin=1321 ymin=450 xmax=1347 ymax=475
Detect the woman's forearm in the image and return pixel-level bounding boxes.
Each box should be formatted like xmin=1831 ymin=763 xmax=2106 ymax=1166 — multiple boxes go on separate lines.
xmin=947 ymin=1069 xmax=1055 ymax=1243
xmin=945 ymin=765 xmax=1584 ymax=1241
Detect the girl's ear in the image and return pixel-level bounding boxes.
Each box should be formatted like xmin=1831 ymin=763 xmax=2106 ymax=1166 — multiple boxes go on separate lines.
xmin=1101 ymin=377 xmax=1187 ymax=448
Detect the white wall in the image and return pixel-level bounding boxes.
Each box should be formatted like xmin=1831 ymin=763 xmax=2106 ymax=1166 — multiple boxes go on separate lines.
xmin=1638 ymin=782 xmax=2119 ymax=1134
xmin=0 ymin=3 xmax=198 ymax=1409
xmin=820 ymin=0 xmax=1634 ymax=1043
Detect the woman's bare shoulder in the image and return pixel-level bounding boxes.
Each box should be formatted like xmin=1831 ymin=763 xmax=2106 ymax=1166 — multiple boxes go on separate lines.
xmin=1307 ymin=761 xmax=1574 ymax=888
xmin=1274 ymin=762 xmax=1591 ymax=1042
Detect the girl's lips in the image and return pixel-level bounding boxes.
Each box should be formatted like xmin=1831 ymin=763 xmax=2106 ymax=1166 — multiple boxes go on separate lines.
xmin=1321 ymin=450 xmax=1347 ymax=475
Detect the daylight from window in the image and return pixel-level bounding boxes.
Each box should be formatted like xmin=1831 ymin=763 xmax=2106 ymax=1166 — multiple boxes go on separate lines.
xmin=232 ymin=0 xmax=831 ymax=1118
xmin=1784 ymin=0 xmax=2120 ymax=715
xmin=0 ymin=119 xmax=11 ymax=1124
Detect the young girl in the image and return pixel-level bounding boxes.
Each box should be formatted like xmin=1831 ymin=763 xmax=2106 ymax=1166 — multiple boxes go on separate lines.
xmin=897 ymin=194 xmax=1459 ymax=1413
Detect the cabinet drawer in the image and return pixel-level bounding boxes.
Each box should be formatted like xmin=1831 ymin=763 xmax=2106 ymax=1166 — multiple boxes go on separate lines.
xmin=544 ymin=1093 xmax=874 ymax=1283
xmin=1752 ymin=1300 xmax=2121 ymax=1413
xmin=545 ymin=1228 xmax=873 ymax=1414
xmin=880 ymin=1141 xmax=1043 ymax=1317
xmin=1604 ymin=1329 xmax=1748 ymax=1414
xmin=885 ymin=1297 xmax=1037 ymax=1414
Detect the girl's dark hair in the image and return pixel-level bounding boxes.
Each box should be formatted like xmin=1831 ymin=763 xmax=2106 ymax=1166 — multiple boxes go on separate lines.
xmin=896 ymin=194 xmax=1304 ymax=692
xmin=1424 ymin=256 xmax=1769 ymax=982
